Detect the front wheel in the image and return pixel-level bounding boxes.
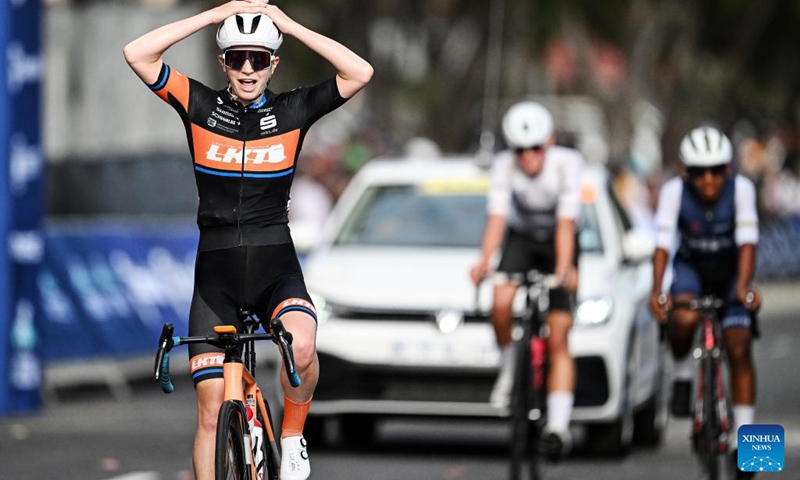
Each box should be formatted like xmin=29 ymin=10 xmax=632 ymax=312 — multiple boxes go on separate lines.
xmin=216 ymin=401 xmax=249 ymax=480
xmin=509 ymin=328 xmax=533 ymax=480
xmin=702 ymin=356 xmax=720 ymax=480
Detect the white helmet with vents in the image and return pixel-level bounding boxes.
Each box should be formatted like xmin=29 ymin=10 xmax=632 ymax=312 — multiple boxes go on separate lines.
xmin=216 ymin=13 xmax=283 ymax=52
xmin=501 ymin=101 xmax=554 ymax=149
xmin=679 ymin=126 xmax=733 ymax=167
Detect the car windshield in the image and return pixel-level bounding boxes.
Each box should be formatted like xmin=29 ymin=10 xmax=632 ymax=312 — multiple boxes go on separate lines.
xmin=335 ymin=184 xmax=486 ymax=247
xmin=335 ymin=183 xmax=604 ymax=253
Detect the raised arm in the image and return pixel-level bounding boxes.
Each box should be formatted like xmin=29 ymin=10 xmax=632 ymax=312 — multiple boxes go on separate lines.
xmin=263 ymin=5 xmax=373 ymax=98
xmin=123 ymin=0 xmax=270 ymax=84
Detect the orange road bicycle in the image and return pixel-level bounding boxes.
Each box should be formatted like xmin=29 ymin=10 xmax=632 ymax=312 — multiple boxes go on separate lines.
xmin=154 ymin=310 xmax=300 ymax=480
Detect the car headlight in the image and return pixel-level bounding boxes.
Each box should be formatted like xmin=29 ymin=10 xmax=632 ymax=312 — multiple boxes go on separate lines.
xmin=574 ymin=296 xmax=613 ymax=328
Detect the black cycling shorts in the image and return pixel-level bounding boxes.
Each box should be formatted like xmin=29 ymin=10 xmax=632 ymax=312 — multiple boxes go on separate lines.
xmin=188 ymin=243 xmax=316 ymax=384
xmin=495 ymin=228 xmax=578 ymax=312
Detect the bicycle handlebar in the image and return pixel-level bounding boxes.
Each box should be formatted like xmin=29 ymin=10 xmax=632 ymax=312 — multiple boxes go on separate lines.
xmin=672 ymin=295 xmax=728 ymax=311
xmin=154 ymin=318 xmax=301 ymax=394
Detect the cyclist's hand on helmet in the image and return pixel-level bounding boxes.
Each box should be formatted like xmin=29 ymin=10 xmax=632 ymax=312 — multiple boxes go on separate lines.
xmin=649 ymin=292 xmax=671 ymax=323
xmin=263 ymin=4 xmax=298 ymax=36
xmin=736 ymin=285 xmax=762 ymax=311
xmin=555 ymin=264 xmax=578 ymax=292
xmin=209 ymin=0 xmax=270 ymax=24
xmin=470 ymin=259 xmax=490 ymax=286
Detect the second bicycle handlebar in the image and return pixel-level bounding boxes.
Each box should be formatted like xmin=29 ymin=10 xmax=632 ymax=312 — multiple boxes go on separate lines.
xmin=154 ymin=318 xmax=301 ymax=394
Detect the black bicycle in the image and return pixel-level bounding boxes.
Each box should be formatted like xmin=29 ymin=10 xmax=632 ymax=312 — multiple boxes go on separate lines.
xmin=509 ymin=270 xmax=561 ymax=480
xmin=155 ymin=310 xmax=300 ymax=480
xmin=672 ymin=295 xmax=735 ymax=480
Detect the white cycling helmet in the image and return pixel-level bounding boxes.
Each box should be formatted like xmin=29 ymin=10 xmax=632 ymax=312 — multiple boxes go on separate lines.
xmin=679 ymin=126 xmax=733 ymax=167
xmin=216 ymin=13 xmax=283 ymax=52
xmin=501 ymin=101 xmax=554 ymax=149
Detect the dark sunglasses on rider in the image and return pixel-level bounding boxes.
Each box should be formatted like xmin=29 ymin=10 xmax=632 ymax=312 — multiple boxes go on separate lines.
xmin=686 ymin=164 xmax=727 ymax=178
xmin=514 ymin=145 xmax=546 ymax=155
xmin=223 ymin=49 xmax=272 ymax=71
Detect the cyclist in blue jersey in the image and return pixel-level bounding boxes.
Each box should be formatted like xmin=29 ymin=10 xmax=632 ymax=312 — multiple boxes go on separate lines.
xmin=123 ymin=2 xmax=373 ymax=480
xmin=650 ymin=126 xmax=761 ymax=479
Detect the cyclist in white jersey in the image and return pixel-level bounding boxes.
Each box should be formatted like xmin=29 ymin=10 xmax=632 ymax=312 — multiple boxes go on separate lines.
xmin=470 ymin=101 xmax=584 ymax=459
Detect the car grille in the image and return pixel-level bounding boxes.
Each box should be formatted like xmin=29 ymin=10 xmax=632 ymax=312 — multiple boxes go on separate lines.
xmin=315 ymin=352 xmax=609 ymax=408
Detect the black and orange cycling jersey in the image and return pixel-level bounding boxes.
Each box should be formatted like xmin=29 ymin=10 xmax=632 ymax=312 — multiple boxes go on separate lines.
xmin=146 ymin=63 xmax=347 ymax=251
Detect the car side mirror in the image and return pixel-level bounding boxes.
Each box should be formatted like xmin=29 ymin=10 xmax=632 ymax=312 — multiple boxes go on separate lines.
xmin=621 ymin=230 xmax=655 ymax=263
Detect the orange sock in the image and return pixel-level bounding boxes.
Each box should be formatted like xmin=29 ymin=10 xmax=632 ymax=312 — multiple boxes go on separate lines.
xmin=282 ymin=396 xmax=312 ymax=438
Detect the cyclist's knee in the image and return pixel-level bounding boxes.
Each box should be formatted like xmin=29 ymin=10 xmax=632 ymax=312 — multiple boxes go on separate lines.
xmin=492 ymin=284 xmax=517 ymax=311
xmin=725 ymin=338 xmax=752 ymax=366
xmin=278 ymin=311 xmax=317 ymax=370
xmin=291 ymin=332 xmax=317 ymax=370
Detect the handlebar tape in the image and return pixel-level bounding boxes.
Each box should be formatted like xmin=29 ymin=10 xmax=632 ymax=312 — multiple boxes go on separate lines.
xmin=288 ymin=370 xmax=301 ymax=388
xmin=157 ymin=336 xmax=181 ymax=394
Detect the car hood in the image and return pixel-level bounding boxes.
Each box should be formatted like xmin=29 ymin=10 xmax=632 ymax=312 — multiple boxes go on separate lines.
xmin=304 ymin=246 xmax=617 ymax=312
xmin=304 ymin=246 xmax=485 ymax=312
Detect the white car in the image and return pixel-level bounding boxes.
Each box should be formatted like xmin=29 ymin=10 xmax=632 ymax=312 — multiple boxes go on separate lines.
xmin=302 ymin=156 xmax=666 ymax=454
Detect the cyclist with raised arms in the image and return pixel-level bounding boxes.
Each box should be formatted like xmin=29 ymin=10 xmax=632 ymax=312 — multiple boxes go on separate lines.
xmin=123 ymin=2 xmax=372 ymax=479
xmin=470 ymin=101 xmax=584 ymax=460
xmin=650 ymin=126 xmax=760 ymax=478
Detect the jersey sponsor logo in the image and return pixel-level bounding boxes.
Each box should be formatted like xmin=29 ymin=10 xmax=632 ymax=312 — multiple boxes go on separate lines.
xmin=217 ymin=97 xmax=224 ymax=104
xmin=260 ymin=115 xmax=277 ymax=130
xmin=685 ymin=236 xmax=734 ymax=252
xmin=205 ymin=143 xmax=286 ymax=165
xmin=190 ymin=353 xmax=225 ymax=373
xmin=210 ymin=110 xmax=238 ymax=126
xmin=207 ymin=118 xmax=217 ymax=128
xmin=192 ymin=125 xmax=301 ymax=173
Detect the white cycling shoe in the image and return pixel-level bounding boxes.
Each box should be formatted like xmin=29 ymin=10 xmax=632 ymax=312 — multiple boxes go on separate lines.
xmin=280 ymin=436 xmax=310 ymax=480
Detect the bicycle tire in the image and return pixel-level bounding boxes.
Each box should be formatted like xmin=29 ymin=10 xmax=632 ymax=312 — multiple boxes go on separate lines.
xmin=257 ymin=407 xmax=279 ymax=480
xmin=528 ymin=335 xmax=547 ymax=480
xmin=216 ymin=401 xmax=250 ymax=480
xmin=509 ymin=316 xmax=533 ymax=480
xmin=702 ymin=355 xmax=720 ymax=480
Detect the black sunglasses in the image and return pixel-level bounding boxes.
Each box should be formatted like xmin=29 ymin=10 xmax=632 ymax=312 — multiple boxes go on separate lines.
xmin=514 ymin=145 xmax=546 ymax=155
xmin=223 ymin=49 xmax=272 ymax=71
xmin=686 ymin=164 xmax=727 ymax=178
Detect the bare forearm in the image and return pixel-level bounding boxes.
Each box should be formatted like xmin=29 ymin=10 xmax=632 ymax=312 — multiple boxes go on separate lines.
xmin=123 ymin=11 xmax=216 ymax=82
xmin=554 ymin=219 xmax=575 ymax=271
xmin=652 ymin=248 xmax=669 ymax=293
xmin=123 ymin=1 xmax=269 ymax=83
xmin=737 ymin=244 xmax=756 ymax=289
xmin=284 ymin=22 xmax=373 ymax=97
xmin=480 ymin=214 xmax=507 ymax=262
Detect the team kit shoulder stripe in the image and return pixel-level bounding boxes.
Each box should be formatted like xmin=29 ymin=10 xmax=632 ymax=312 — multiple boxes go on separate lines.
xmin=151 ymin=63 xmax=190 ymax=109
xmin=191 ymin=124 xmax=301 ymax=174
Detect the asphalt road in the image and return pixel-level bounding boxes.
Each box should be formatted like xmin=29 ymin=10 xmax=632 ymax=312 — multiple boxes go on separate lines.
xmin=1 ymin=283 xmax=798 ymax=480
